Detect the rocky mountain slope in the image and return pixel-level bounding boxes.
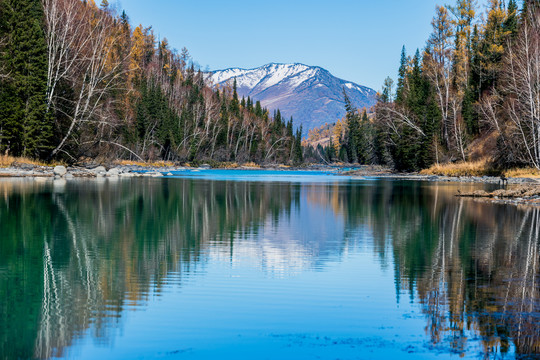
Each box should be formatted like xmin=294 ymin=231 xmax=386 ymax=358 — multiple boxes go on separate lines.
xmin=209 ymin=63 xmax=377 ymax=132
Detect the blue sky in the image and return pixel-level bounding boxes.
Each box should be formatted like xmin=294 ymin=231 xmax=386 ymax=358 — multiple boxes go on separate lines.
xmin=112 ymin=0 xmax=488 ymax=91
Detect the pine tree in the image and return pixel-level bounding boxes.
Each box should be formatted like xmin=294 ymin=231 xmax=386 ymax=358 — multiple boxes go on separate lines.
xmin=0 ymin=0 xmax=51 ymax=158
xmin=504 ymin=0 xmax=519 ymax=38
xmin=380 ymin=77 xmax=394 ymax=103
xmin=390 ymin=50 xmax=440 ymax=171
xmin=274 ymin=109 xmax=282 ymax=131
xmin=396 ymin=46 xmax=408 ymax=104
xmin=357 ymin=110 xmax=373 ymax=164
xmin=479 ymin=0 xmax=507 ymax=92
xmin=286 ymin=117 xmax=293 ymax=137
xmin=343 ymin=89 xmax=360 ymax=163
xmin=254 ymin=101 xmax=263 ymax=117
xmin=230 ymin=78 xmax=239 ymax=115
xmin=293 ymin=126 xmax=303 ymax=164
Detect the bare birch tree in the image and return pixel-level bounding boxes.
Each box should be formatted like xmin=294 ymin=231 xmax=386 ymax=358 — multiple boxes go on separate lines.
xmin=424 ymin=6 xmax=454 ymax=150
xmin=42 ymin=0 xmax=131 ymax=158
xmin=482 ymin=5 xmax=540 ymax=169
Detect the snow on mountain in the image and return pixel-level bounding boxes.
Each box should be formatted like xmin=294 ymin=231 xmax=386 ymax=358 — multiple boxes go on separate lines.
xmin=208 ymin=63 xmax=377 ymax=132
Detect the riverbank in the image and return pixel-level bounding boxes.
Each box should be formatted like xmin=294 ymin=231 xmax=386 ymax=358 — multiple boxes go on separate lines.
xmin=456 ymin=185 xmax=540 ymax=206
xmin=3 ymin=162 xmax=540 ymax=184
xmin=344 ymin=166 xmax=540 ymax=206
xmin=0 ymin=162 xmax=338 ymax=179
xmin=2 ymin=162 xmax=540 ymax=206
xmin=344 ymin=165 xmax=540 ymax=185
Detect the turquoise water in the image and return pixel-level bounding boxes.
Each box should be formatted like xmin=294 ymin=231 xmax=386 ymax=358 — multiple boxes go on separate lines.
xmin=164 ymin=169 xmax=348 ymax=182
xmin=0 ymin=174 xmax=538 ymax=359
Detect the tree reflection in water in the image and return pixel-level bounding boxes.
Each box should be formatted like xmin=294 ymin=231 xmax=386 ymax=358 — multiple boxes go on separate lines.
xmin=0 ymin=178 xmax=537 ymax=359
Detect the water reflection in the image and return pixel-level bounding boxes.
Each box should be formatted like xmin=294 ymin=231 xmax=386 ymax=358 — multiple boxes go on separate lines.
xmin=0 ymin=178 xmax=538 ymax=359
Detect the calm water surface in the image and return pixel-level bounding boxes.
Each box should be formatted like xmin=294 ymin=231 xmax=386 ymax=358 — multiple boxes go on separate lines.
xmin=0 ymin=172 xmax=539 ymax=359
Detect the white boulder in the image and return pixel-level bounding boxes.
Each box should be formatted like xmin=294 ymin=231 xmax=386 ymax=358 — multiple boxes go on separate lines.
xmin=107 ymin=167 xmax=121 ymax=176
xmin=53 ymin=166 xmax=67 ymax=177
xmin=91 ymin=166 xmax=107 ymax=173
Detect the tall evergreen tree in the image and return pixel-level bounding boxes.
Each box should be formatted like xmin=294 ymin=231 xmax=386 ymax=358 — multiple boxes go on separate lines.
xmin=357 ymin=109 xmax=373 ymax=164
xmin=343 ymin=89 xmax=360 ymax=163
xmin=0 ymin=0 xmax=51 ymax=157
xmin=390 ymin=50 xmax=440 ymax=171
xmin=479 ymin=0 xmax=507 ymax=93
xmin=396 ymin=46 xmax=408 ymax=104
xmin=504 ymin=0 xmax=519 ymax=37
xmin=229 ymin=78 xmax=240 ymax=116
xmin=293 ymin=125 xmax=303 ymax=164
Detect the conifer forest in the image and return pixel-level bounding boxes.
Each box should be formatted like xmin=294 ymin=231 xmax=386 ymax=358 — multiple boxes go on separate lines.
xmin=307 ymin=0 xmax=540 ymax=172
xmin=1 ymin=0 xmax=540 ymax=172
xmin=0 ymin=0 xmax=302 ymax=164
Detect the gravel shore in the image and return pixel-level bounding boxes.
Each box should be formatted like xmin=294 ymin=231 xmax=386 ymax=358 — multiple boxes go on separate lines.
xmin=2 ymin=163 xmax=539 ymax=206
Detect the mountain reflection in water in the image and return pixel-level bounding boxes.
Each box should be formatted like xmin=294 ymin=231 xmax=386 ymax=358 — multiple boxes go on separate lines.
xmin=0 ymin=177 xmax=538 ymax=359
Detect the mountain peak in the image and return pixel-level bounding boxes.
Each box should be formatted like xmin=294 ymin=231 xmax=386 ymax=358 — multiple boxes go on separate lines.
xmin=209 ymin=63 xmax=377 ymax=131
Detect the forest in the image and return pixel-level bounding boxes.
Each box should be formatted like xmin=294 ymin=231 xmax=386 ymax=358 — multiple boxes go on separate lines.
xmin=1 ymin=0 xmax=539 ymax=172
xmin=307 ymin=0 xmax=540 ymax=172
xmin=0 ymin=0 xmax=303 ymax=164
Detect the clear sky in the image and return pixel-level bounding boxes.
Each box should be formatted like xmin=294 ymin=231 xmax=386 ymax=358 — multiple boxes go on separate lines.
xmin=111 ymin=0 xmax=488 ymax=91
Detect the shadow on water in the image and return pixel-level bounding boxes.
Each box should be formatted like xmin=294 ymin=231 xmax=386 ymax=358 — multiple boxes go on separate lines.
xmin=0 ymin=178 xmax=538 ymax=359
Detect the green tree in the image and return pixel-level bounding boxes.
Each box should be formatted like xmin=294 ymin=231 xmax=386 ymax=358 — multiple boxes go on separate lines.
xmin=396 ymin=46 xmax=408 ymax=104
xmin=0 ymin=0 xmax=51 ymax=158
xmin=503 ymin=0 xmax=519 ymax=38
xmin=479 ymin=0 xmax=507 ymax=93
xmin=293 ymin=125 xmax=303 ymax=164
xmin=343 ymin=89 xmax=360 ymax=163
xmin=391 ymin=50 xmax=439 ymax=171
xmin=357 ymin=110 xmax=373 ymax=164
xmin=380 ymin=77 xmax=394 ymax=103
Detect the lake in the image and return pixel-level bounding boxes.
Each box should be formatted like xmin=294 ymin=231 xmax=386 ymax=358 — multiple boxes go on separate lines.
xmin=0 ymin=171 xmax=539 ymax=359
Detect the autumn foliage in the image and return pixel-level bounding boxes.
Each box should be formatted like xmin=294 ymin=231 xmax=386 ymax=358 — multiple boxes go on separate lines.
xmin=0 ymin=0 xmax=302 ymax=164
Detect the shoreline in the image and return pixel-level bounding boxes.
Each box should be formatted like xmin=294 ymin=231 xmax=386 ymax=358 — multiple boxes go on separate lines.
xmin=2 ymin=163 xmax=540 ymax=184
xmin=1 ymin=164 xmax=539 ymax=207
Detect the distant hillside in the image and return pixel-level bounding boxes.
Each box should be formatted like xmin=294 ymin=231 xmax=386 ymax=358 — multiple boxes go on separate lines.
xmin=209 ymin=63 xmax=377 ymax=132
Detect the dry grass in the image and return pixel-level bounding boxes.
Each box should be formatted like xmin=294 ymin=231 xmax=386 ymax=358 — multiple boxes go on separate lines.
xmin=241 ymin=162 xmax=261 ymax=168
xmin=420 ymin=159 xmax=493 ymax=177
xmin=421 ymin=159 xmax=540 ymax=178
xmin=0 ymin=155 xmax=63 ymax=168
xmin=114 ymin=160 xmax=175 ymax=168
xmin=219 ymin=162 xmax=239 ymax=169
xmin=504 ymin=167 xmax=540 ymax=178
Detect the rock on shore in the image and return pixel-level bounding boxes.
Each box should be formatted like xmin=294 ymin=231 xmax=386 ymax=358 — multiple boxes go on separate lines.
xmin=456 ymin=185 xmax=540 ymax=206
xmin=53 ymin=166 xmax=67 ymax=176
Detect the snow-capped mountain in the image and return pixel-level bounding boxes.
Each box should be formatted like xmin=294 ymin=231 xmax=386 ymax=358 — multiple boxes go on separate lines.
xmin=209 ymin=63 xmax=377 ymax=132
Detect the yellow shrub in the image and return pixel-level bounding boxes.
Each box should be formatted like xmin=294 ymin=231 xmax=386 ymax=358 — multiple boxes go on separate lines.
xmin=0 ymin=155 xmax=64 ymax=168
xmin=504 ymin=167 xmax=540 ymax=178
xmin=114 ymin=160 xmax=175 ymax=168
xmin=420 ymin=160 xmax=492 ymax=177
